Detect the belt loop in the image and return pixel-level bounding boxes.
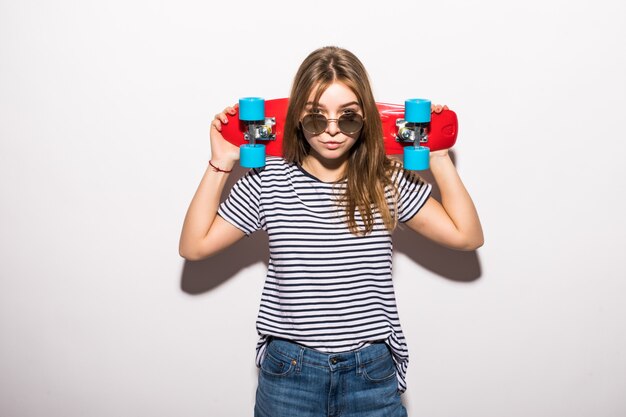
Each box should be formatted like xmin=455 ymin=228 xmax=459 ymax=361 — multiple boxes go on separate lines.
xmin=355 ymin=350 xmax=363 ymax=376
xmin=296 ymin=346 xmax=304 ymax=374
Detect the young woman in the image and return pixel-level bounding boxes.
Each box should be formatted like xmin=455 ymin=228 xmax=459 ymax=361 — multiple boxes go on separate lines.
xmin=180 ymin=46 xmax=483 ymax=417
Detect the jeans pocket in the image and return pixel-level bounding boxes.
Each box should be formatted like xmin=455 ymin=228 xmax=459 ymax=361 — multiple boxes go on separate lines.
xmin=260 ymin=351 xmax=296 ymax=377
xmin=361 ymin=353 xmax=397 ymax=383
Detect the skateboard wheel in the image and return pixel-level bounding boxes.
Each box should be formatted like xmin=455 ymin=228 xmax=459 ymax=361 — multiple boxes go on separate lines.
xmin=404 ymin=146 xmax=430 ymax=170
xmin=405 ymin=99 xmax=431 ymax=123
xmin=239 ymin=97 xmax=265 ymax=121
xmin=240 ymin=144 xmax=266 ymax=168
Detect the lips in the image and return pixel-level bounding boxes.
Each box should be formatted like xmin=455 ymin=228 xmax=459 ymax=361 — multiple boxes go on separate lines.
xmin=322 ymin=141 xmax=342 ymax=150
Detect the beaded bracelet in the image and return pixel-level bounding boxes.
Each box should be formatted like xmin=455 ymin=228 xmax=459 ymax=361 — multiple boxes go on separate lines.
xmin=208 ymin=160 xmax=232 ymax=173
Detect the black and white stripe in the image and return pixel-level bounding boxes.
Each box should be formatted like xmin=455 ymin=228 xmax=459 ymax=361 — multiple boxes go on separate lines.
xmin=218 ymin=157 xmax=431 ymax=392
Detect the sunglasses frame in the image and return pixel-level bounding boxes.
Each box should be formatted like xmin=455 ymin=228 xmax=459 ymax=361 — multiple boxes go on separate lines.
xmin=299 ymin=112 xmax=366 ymax=135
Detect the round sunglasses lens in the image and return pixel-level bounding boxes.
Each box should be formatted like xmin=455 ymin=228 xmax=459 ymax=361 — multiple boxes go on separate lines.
xmin=338 ymin=113 xmax=364 ymax=134
xmin=301 ymin=114 xmax=327 ymax=134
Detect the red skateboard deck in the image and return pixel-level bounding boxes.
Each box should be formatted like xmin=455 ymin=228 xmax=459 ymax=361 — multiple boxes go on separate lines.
xmin=220 ymin=98 xmax=457 ymax=157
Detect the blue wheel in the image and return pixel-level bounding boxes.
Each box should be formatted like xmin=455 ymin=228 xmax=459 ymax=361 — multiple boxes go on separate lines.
xmin=405 ymin=99 xmax=431 ymax=123
xmin=240 ymin=144 xmax=266 ymax=168
xmin=404 ymin=146 xmax=430 ymax=170
xmin=239 ymin=97 xmax=265 ymax=121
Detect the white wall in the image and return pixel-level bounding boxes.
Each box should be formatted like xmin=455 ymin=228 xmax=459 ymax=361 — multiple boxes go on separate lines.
xmin=1 ymin=0 xmax=625 ymax=416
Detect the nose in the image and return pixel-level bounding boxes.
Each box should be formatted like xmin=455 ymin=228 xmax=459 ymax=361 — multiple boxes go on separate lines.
xmin=326 ymin=118 xmax=340 ymax=135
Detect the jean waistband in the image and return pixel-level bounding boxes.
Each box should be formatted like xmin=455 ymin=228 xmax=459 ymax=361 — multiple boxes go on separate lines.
xmin=266 ymin=338 xmax=392 ymax=370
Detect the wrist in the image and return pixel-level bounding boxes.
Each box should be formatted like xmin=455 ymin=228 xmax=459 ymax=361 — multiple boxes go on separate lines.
xmin=428 ymin=152 xmax=454 ymax=173
xmin=429 ymin=149 xmax=449 ymax=159
xmin=429 ymin=151 xmax=450 ymax=164
xmin=208 ymin=159 xmax=235 ymax=173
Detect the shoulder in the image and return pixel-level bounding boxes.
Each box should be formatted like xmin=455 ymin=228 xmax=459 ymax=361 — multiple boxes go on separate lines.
xmin=252 ymin=157 xmax=293 ymax=177
xmin=263 ymin=156 xmax=291 ymax=171
xmin=386 ymin=158 xmax=417 ymax=184
xmin=385 ymin=157 xmax=430 ymax=192
xmin=241 ymin=157 xmax=296 ymax=185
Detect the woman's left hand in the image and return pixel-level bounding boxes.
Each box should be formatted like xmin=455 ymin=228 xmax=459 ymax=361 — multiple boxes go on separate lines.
xmin=431 ymin=103 xmax=449 ymax=114
xmin=430 ymin=103 xmax=450 ymax=158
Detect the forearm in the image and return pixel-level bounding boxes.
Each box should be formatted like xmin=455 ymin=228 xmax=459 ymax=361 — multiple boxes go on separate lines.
xmin=179 ymin=160 xmax=235 ymax=258
xmin=429 ymin=154 xmax=484 ymax=249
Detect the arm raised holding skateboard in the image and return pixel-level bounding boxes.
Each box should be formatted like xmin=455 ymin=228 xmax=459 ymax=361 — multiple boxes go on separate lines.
xmin=405 ymin=148 xmax=484 ymax=251
xmin=398 ymin=103 xmax=482 ymax=251
xmin=178 ymin=105 xmax=246 ymax=261
xmin=389 ymin=100 xmax=483 ymax=251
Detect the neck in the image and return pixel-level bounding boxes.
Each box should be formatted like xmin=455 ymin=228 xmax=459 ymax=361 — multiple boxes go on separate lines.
xmin=301 ymin=154 xmax=348 ymax=183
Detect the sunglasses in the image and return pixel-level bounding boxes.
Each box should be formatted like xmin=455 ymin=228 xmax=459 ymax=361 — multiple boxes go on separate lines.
xmin=300 ymin=112 xmax=365 ymax=135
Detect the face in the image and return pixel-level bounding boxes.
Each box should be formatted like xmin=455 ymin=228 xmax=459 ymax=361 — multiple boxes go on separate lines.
xmin=300 ymin=82 xmax=364 ymax=166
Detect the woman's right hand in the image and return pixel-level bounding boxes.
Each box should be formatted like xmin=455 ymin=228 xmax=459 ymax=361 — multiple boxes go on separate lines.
xmin=209 ymin=104 xmax=240 ymax=169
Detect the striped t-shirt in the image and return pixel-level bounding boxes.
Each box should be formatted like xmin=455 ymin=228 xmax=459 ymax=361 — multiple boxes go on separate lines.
xmin=218 ymin=157 xmax=432 ymax=392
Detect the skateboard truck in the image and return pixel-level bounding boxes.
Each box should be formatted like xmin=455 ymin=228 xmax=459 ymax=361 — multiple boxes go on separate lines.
xmin=238 ymin=97 xmax=276 ymax=168
xmin=396 ymin=98 xmax=431 ymax=170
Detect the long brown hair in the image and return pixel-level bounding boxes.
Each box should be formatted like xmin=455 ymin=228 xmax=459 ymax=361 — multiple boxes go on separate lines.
xmin=283 ymin=46 xmax=398 ymax=235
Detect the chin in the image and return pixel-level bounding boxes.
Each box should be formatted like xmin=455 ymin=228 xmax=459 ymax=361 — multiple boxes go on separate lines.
xmin=316 ymin=149 xmax=349 ymax=161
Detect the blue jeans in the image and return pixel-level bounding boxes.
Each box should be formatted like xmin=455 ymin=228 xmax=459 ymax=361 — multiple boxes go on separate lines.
xmin=254 ymin=338 xmax=407 ymax=417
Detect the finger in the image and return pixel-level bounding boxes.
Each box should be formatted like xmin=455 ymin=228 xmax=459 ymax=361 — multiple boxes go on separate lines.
xmin=443 ymin=105 xmax=449 ymax=111
xmin=216 ymin=111 xmax=229 ymax=124
xmin=212 ymin=118 xmax=222 ymax=131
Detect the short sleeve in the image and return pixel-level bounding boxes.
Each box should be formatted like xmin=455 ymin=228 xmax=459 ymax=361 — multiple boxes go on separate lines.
xmin=395 ymin=168 xmax=432 ymax=222
xmin=218 ymin=168 xmax=263 ymax=236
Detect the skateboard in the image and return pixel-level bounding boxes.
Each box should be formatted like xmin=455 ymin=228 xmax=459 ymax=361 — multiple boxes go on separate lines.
xmin=219 ymin=97 xmax=458 ymax=170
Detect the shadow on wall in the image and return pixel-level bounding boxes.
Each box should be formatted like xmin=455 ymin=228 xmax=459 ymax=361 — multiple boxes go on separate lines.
xmin=181 ymin=231 xmax=269 ymax=294
xmin=180 ymin=165 xmax=270 ymax=295
xmin=393 ymin=157 xmax=482 ymax=283
xmin=180 ymin=152 xmax=482 ymax=294
xmin=393 ymin=227 xmax=482 ymax=282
